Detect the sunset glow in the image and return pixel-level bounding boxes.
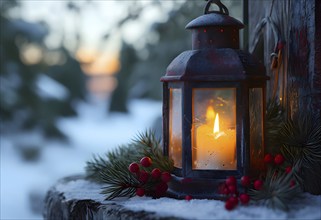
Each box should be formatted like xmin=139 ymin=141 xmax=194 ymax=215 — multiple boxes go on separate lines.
xmin=77 ymin=48 xmax=120 ymax=76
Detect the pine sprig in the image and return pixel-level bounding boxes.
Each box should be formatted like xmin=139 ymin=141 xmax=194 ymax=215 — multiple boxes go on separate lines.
xmin=249 ymin=167 xmax=302 ymax=211
xmin=279 ymin=112 xmax=321 ymax=192
xmin=265 ymin=98 xmax=285 ymax=153
xmin=85 ymin=154 xmax=110 ymax=182
xmin=280 ymin=113 xmax=321 ymax=164
xmin=100 ymin=160 xmax=140 ymax=200
xmin=85 ymin=130 xmax=174 ymax=200
xmin=132 ymin=131 xmax=173 ymax=172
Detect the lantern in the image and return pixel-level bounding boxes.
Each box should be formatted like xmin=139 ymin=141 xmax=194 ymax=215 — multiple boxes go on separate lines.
xmin=161 ymin=0 xmax=268 ymax=199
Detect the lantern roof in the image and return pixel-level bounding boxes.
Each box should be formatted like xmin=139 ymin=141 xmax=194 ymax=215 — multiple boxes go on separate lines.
xmin=161 ymin=48 xmax=267 ymax=82
xmin=161 ymin=0 xmax=268 ymax=82
xmin=186 ymin=0 xmax=244 ymax=30
xmin=186 ymin=13 xmax=244 ymax=30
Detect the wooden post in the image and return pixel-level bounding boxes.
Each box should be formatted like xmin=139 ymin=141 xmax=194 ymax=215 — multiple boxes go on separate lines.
xmin=248 ymin=0 xmax=321 ymax=195
xmin=248 ymin=0 xmax=320 ymax=117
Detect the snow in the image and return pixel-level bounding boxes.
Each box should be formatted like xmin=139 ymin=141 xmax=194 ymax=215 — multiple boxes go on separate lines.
xmin=35 ymin=74 xmax=69 ymax=100
xmin=1 ymin=98 xmax=321 ymax=220
xmin=0 ymin=98 xmax=161 ymax=219
xmin=55 ymin=178 xmax=321 ymax=220
xmin=55 ymin=179 xmax=106 ymax=202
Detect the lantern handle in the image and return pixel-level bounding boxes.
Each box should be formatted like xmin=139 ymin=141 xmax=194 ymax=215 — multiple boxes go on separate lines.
xmin=204 ymin=0 xmax=229 ymax=15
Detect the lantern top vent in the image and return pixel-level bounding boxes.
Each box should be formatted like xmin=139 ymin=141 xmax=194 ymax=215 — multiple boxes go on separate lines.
xmin=185 ymin=0 xmax=245 ymax=50
xmin=186 ymin=0 xmax=244 ymax=30
xmin=186 ymin=13 xmax=244 ymax=30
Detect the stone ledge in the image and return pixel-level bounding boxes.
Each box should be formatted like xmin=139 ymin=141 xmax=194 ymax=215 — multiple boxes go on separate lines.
xmin=44 ymin=175 xmax=321 ymax=220
xmin=43 ymin=175 xmax=182 ymax=220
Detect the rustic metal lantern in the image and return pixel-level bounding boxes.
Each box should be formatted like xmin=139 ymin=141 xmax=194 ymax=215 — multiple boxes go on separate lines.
xmin=161 ymin=0 xmax=268 ymax=199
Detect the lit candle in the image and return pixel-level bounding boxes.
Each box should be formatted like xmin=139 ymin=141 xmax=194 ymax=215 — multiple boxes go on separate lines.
xmin=194 ymin=106 xmax=236 ymax=170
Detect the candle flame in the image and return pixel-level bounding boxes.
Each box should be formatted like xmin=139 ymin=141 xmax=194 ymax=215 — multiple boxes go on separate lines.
xmin=213 ymin=113 xmax=220 ymax=133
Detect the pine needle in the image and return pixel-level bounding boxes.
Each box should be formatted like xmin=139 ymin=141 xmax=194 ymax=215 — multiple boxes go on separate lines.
xmin=85 ymin=130 xmax=174 ymax=200
xmin=279 ymin=112 xmax=321 ymax=190
xmin=249 ymin=167 xmax=302 ymax=211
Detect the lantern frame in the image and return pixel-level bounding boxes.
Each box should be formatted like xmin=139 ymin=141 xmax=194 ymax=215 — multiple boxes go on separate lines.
xmin=161 ymin=0 xmax=269 ymax=199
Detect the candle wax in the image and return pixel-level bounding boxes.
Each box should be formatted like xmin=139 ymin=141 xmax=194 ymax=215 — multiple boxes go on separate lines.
xmin=193 ymin=124 xmax=236 ymax=170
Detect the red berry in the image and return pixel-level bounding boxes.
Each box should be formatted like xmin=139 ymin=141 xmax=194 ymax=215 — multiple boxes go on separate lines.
xmin=241 ymin=176 xmax=250 ymax=187
xmin=225 ymin=200 xmax=235 ymax=211
xmin=161 ymin=172 xmax=171 ymax=183
xmin=239 ymin=193 xmax=250 ymax=204
xmin=226 ymin=176 xmax=237 ymax=186
xmin=285 ymin=166 xmax=292 ymax=174
xmin=185 ymin=195 xmax=192 ymax=201
xmin=253 ymin=180 xmax=263 ymax=190
xmin=139 ymin=170 xmax=149 ymax=183
xmin=274 ymin=154 xmax=285 ymax=165
xmin=228 ymin=185 xmax=237 ymax=194
xmin=228 ymin=196 xmax=239 ymax=206
xmin=155 ymin=182 xmax=168 ymax=197
xmin=223 ymin=187 xmax=230 ymax=195
xmin=136 ymin=188 xmax=145 ymax=197
xmin=140 ymin=157 xmax=152 ymax=167
xmin=129 ymin=162 xmax=140 ymax=173
xmin=151 ymin=168 xmax=161 ymax=179
xmin=264 ymin=154 xmax=274 ymax=164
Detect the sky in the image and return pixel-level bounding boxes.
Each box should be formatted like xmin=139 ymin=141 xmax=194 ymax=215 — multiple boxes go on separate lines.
xmin=8 ymin=0 xmax=181 ymax=77
xmin=5 ymin=0 xmax=242 ymax=96
xmin=8 ymin=0 xmax=242 ymax=76
xmin=16 ymin=1 xmax=176 ymax=53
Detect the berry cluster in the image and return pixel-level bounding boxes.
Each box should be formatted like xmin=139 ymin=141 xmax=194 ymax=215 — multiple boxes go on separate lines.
xmin=128 ymin=156 xmax=171 ymax=198
xmin=220 ymin=152 xmax=296 ymax=211
xmin=264 ymin=153 xmax=295 ymax=187
xmin=264 ymin=153 xmax=285 ymax=165
xmin=219 ymin=176 xmax=254 ymax=211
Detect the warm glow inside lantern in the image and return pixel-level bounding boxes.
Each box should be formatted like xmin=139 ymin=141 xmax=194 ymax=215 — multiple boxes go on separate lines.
xmin=192 ymin=89 xmax=237 ymax=170
xmin=161 ymin=0 xmax=269 ymax=199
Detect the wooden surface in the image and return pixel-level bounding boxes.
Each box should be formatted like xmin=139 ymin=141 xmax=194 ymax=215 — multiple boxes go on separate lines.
xmin=248 ymin=0 xmax=320 ymax=117
xmin=248 ymin=0 xmax=321 ymax=195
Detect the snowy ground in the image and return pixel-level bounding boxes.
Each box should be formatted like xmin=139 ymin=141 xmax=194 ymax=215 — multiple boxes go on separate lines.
xmin=1 ymin=98 xmax=321 ymax=220
xmin=0 ymin=98 xmax=162 ymax=219
xmin=57 ymin=178 xmax=321 ymax=220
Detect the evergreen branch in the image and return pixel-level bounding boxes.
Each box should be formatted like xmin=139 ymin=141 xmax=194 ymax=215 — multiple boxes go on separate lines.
xmin=99 ymin=160 xmax=140 ymax=200
xmin=85 ymin=130 xmax=174 ymax=200
xmin=85 ymin=154 xmax=110 ymax=182
xmin=131 ymin=130 xmax=174 ymax=172
xmin=279 ymin=112 xmax=321 ymax=190
xmin=249 ymin=167 xmax=302 ymax=211
xmin=265 ymin=98 xmax=285 ymax=153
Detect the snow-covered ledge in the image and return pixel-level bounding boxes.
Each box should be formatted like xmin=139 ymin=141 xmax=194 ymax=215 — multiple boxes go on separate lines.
xmin=44 ymin=175 xmax=321 ymax=220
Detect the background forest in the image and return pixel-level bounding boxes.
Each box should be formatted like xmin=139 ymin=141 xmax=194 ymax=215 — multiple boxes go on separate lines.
xmin=0 ymin=0 xmax=242 ymax=219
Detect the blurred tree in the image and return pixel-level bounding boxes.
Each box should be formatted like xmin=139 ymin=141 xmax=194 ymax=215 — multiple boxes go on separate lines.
xmin=108 ymin=1 xmax=203 ymax=112
xmin=108 ymin=0 xmax=242 ymax=112
xmin=0 ymin=2 xmax=87 ymax=139
xmin=129 ymin=1 xmax=204 ymax=100
xmin=109 ymin=41 xmax=138 ymax=112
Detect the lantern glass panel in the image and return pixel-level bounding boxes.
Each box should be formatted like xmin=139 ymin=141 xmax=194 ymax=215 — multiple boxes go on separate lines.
xmin=249 ymin=88 xmax=264 ymax=172
xmin=169 ymin=88 xmax=182 ymax=168
xmin=192 ymin=88 xmax=237 ymax=170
